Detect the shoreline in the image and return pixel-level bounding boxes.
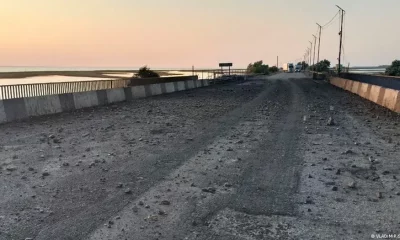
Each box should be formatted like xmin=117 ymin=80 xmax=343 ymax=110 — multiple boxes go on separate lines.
xmin=0 ymin=70 xmax=180 ymax=80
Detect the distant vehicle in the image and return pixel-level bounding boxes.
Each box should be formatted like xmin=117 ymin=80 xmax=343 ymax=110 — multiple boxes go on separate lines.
xmin=295 ymin=64 xmax=302 ymax=72
xmin=283 ymin=63 xmax=294 ymax=73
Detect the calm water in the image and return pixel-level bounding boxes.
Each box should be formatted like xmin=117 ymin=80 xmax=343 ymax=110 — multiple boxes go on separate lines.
xmin=0 ymin=67 xmax=217 ymax=85
xmin=102 ymin=72 xmax=134 ymax=78
xmin=348 ymin=68 xmax=386 ymax=74
xmin=0 ymin=75 xmax=114 ymax=86
xmin=0 ymin=66 xmax=197 ymax=73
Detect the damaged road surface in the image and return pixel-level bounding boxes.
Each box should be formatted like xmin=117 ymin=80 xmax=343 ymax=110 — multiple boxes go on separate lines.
xmin=1 ymin=73 xmax=399 ymax=240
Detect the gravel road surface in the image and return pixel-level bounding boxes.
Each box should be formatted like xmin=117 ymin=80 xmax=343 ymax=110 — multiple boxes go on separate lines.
xmin=0 ymin=73 xmax=399 ymax=240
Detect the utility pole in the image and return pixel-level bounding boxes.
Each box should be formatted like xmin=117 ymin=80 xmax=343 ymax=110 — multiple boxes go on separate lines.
xmin=316 ymin=23 xmax=322 ymax=64
xmin=336 ymin=5 xmax=345 ymax=74
xmin=306 ymin=49 xmax=308 ymax=66
xmin=277 ymin=56 xmax=278 ymax=68
xmin=312 ymin=34 xmax=317 ymax=71
xmin=308 ymin=41 xmax=312 ymax=68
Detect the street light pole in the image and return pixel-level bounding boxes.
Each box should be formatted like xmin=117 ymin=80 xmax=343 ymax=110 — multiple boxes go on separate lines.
xmin=336 ymin=5 xmax=345 ymax=74
xmin=312 ymin=35 xmax=317 ymax=71
xmin=316 ymin=23 xmax=322 ymax=64
xmin=309 ymin=41 xmax=312 ymax=68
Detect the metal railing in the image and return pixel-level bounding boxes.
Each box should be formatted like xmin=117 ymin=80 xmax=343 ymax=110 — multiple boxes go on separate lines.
xmin=194 ymin=69 xmax=247 ymax=80
xmin=0 ymin=79 xmax=129 ymax=100
xmin=338 ymin=72 xmax=400 ymax=91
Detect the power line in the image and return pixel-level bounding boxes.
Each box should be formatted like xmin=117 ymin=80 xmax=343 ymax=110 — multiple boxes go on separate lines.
xmin=322 ymin=10 xmax=340 ymax=28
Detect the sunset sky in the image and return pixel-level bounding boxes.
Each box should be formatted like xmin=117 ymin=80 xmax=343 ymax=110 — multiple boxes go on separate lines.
xmin=1 ymin=0 xmax=399 ymax=68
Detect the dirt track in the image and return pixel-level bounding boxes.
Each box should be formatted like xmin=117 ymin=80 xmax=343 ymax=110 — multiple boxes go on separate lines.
xmin=0 ymin=73 xmax=399 ymax=240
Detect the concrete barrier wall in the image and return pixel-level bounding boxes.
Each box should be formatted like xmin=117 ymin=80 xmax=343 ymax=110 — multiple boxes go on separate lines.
xmin=165 ymin=82 xmax=175 ymax=93
xmin=131 ymin=85 xmax=147 ymax=99
xmin=176 ymin=81 xmax=186 ymax=91
xmin=186 ymin=80 xmax=195 ymax=89
xmin=24 ymin=95 xmax=62 ymax=116
xmin=149 ymin=83 xmax=162 ymax=96
xmin=73 ymin=91 xmax=99 ymax=109
xmin=330 ymin=77 xmax=400 ymax=113
xmin=0 ymin=79 xmax=210 ymax=124
xmin=106 ymin=88 xmax=126 ymax=103
xmin=0 ymin=101 xmax=6 ymax=123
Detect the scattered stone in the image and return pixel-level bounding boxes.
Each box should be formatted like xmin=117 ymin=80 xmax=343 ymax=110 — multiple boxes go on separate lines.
xmin=395 ymin=192 xmax=400 ymax=196
xmin=347 ymin=181 xmax=356 ymax=189
xmin=138 ymin=201 xmax=144 ymax=206
xmin=327 ymin=117 xmax=335 ymax=126
xmin=158 ymin=210 xmax=166 ymax=216
xmin=332 ymin=186 xmax=338 ymax=191
xmin=85 ymin=147 xmax=91 ymax=152
xmin=336 ymin=169 xmax=341 ymax=175
xmin=202 ymin=187 xmax=216 ymax=194
xmin=335 ymin=198 xmax=345 ymax=202
xmin=48 ymin=134 xmax=55 ymax=139
xmin=351 ymin=164 xmax=357 ymax=168
xmin=160 ymin=200 xmax=171 ymax=206
xmin=322 ymin=157 xmax=328 ymax=161
xmin=323 ymin=167 xmax=333 ymax=171
xmin=342 ymin=150 xmax=354 ymax=155
xmin=28 ymin=167 xmax=34 ymax=171
xmin=377 ymin=192 xmax=383 ymax=199
xmin=116 ymin=183 xmax=123 ymax=188
xmin=325 ymin=182 xmax=336 ymax=186
xmin=5 ymin=165 xmax=17 ymax=171
xmin=124 ymin=188 xmax=132 ymax=194
xmin=382 ymin=171 xmax=390 ymax=175
xmin=82 ymin=133 xmax=90 ymax=137
xmin=227 ymin=147 xmax=233 ymax=152
xmin=42 ymin=172 xmax=50 ymax=177
xmin=62 ymin=162 xmax=69 ymax=167
xmin=224 ymin=183 xmax=233 ymax=188
xmin=145 ymin=205 xmax=150 ymax=209
xmin=308 ymin=174 xmax=313 ymax=178
xmin=305 ymin=197 xmax=313 ymax=204
xmin=132 ymin=206 xmax=139 ymax=213
xmin=53 ymin=138 xmax=61 ymax=144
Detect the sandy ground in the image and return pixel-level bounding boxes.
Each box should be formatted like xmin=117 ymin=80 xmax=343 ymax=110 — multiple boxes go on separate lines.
xmin=0 ymin=73 xmax=399 ymax=240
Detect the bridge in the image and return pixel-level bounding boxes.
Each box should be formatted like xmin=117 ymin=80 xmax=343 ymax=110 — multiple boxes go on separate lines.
xmin=0 ymin=72 xmax=399 ymax=239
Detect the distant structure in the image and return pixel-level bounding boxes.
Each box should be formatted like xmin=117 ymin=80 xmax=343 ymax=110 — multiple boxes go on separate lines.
xmin=219 ymin=63 xmax=232 ymax=76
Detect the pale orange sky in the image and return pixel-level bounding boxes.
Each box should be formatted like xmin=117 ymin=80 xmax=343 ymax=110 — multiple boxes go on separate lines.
xmin=1 ymin=0 xmax=399 ymax=68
